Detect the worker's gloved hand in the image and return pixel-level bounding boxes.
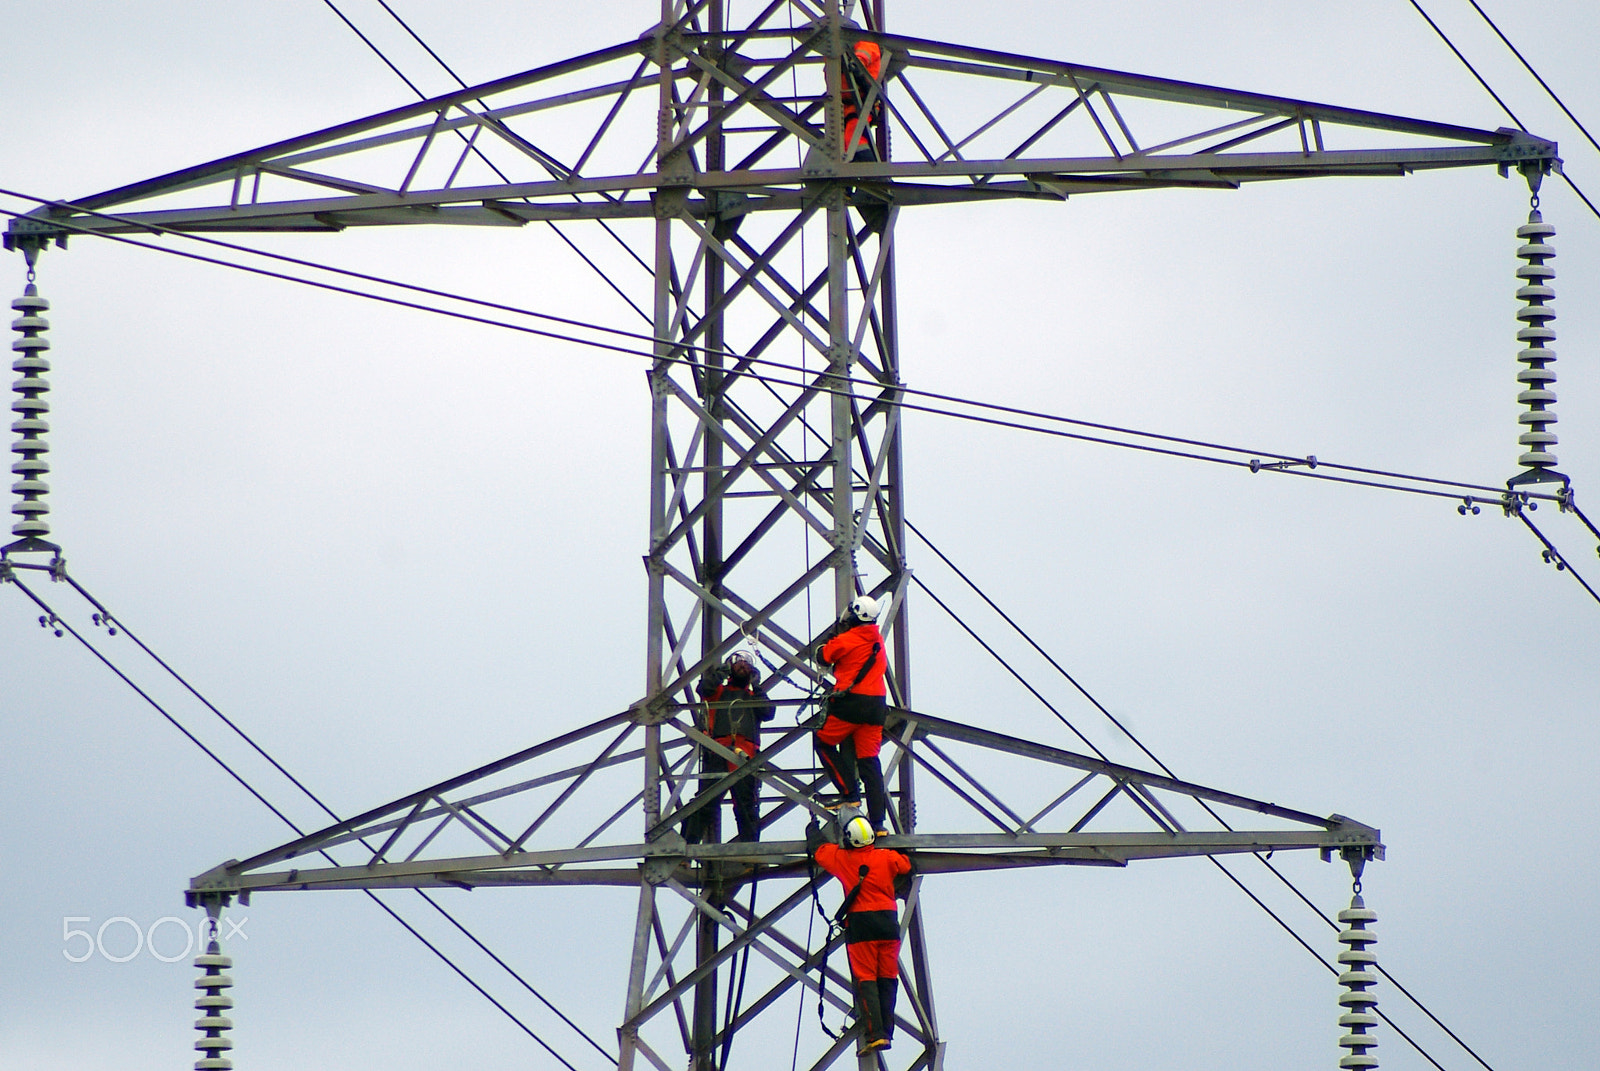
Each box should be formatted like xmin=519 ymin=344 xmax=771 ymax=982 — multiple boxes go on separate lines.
xmin=805 ymin=820 xmax=825 ymax=853
xmin=893 ymin=867 xmax=914 ymax=900
xmin=698 ymin=666 xmax=729 ymax=696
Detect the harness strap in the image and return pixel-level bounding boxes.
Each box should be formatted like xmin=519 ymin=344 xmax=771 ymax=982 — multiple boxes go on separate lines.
xmin=834 ymin=864 xmax=870 ymax=925
xmin=842 ymin=641 xmax=881 ymax=694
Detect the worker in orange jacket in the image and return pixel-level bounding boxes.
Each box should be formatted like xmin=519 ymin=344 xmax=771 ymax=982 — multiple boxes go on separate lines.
xmin=840 ymin=38 xmax=890 ymax=235
xmin=813 ymin=595 xmax=890 ymax=835
xmin=806 ymin=818 xmax=912 ymax=1055
xmin=841 ymin=39 xmax=883 ymax=162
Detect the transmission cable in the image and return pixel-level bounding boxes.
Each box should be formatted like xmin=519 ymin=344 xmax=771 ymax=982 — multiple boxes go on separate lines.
xmin=902 ymin=522 xmax=1502 ymax=1071
xmin=56 ymin=569 xmax=621 ymax=1063
xmin=1464 ymin=0 xmax=1600 ymax=158
xmin=364 ymin=0 xmax=656 ymax=285
xmin=0 ymin=185 xmax=1576 ymax=511
xmin=14 ymin=193 xmax=1600 ymax=597
xmin=2 ymin=568 xmax=606 ymax=1069
xmin=318 ymin=0 xmax=652 ymax=323
xmin=14 ymin=195 xmax=1600 ymax=602
xmin=1406 ymin=0 xmax=1600 ymax=223
xmin=1514 ymin=509 xmax=1600 ymax=605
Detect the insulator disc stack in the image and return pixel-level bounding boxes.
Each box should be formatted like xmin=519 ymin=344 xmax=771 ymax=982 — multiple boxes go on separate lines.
xmin=10 ymin=282 xmax=51 ymax=540
xmin=1336 ymin=894 xmax=1379 ymax=1070
xmin=1514 ymin=211 xmax=1559 ymax=475
xmin=193 ymin=937 xmax=235 ymax=1070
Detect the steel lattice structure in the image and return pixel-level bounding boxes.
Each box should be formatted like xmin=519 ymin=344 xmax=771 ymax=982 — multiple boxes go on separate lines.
xmin=7 ymin=2 xmax=1559 ymax=1070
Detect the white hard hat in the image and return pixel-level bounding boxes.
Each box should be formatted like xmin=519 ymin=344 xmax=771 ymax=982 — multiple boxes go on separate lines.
xmin=843 ymin=814 xmax=875 ymax=848
xmin=848 ymin=595 xmax=880 ymax=622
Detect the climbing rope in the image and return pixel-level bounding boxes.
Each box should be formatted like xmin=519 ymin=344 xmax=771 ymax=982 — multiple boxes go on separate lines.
xmin=716 ymin=882 xmax=758 ymax=1071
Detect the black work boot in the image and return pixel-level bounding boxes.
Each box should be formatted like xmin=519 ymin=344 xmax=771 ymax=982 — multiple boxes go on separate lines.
xmin=815 ymin=737 xmax=859 ymax=801
xmin=877 ymin=977 xmax=899 ymax=1042
xmin=859 ymin=756 xmax=888 ymax=834
xmin=854 ymin=980 xmax=887 ymax=1055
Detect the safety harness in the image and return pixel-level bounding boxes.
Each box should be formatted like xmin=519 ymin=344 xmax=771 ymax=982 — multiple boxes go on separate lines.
xmin=844 ymin=641 xmax=881 ymax=694
xmin=809 ymin=858 xmax=870 ymax=1039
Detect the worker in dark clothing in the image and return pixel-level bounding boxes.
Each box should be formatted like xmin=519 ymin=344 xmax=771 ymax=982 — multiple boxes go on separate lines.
xmin=806 ymin=819 xmax=912 ymax=1055
xmin=685 ymin=651 xmax=774 ymax=843
xmin=813 ymin=595 xmax=891 ymax=835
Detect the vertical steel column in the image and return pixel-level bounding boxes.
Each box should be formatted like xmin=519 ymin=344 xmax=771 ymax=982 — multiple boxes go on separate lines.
xmin=824 ymin=0 xmax=855 ymax=617
xmin=628 ymin=8 xmax=678 ymax=1069
xmin=691 ymin=9 xmax=728 ymax=1068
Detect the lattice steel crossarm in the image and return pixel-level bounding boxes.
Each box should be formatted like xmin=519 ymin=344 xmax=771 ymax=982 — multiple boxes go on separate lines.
xmin=183 ymin=700 xmax=1379 ymax=1071
xmin=3 ymin=23 xmax=1557 ymax=240
xmin=185 ymin=706 xmax=1381 ymax=898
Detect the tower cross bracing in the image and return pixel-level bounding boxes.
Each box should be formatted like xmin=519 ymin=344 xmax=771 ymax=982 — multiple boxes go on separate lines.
xmin=6 ymin=2 xmax=1558 ymax=1069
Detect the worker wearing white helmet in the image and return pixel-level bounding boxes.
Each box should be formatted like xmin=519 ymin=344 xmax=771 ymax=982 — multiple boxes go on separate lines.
xmin=813 ymin=594 xmax=890 ymax=836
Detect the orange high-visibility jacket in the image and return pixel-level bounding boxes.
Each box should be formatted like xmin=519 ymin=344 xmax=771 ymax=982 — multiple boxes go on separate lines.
xmin=841 ymin=40 xmax=883 ymax=153
xmin=820 ymin=622 xmax=887 ymax=696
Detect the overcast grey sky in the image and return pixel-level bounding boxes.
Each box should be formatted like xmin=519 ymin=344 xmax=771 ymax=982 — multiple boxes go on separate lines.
xmin=3 ymin=3 xmax=1599 ymax=1070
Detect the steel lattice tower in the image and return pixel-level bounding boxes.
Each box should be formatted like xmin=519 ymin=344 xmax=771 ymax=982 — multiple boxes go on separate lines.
xmin=6 ymin=3 xmax=1559 ymax=1069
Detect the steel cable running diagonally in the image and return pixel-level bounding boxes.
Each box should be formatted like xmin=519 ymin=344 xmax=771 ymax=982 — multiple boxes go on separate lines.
xmin=903 ymin=518 xmax=1507 ymax=1071
xmin=0 ymin=565 xmax=613 ymax=1070
xmin=8 ymin=192 xmax=1600 ymax=604
xmin=52 ymin=572 xmax=621 ymax=1065
xmin=1406 ymin=0 xmax=1600 ymax=222
xmin=319 ymin=0 xmax=655 ymax=323
xmin=7 ymin=190 xmax=1597 ymax=523
xmin=13 ymin=188 xmax=1600 ymax=610
xmin=1462 ymin=0 xmax=1600 ymax=159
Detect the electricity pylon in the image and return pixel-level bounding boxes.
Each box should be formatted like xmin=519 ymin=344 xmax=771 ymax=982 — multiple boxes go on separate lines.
xmin=8 ymin=3 xmax=1558 ymax=1069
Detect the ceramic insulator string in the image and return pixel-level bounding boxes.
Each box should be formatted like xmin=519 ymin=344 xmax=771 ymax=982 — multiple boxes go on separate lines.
xmin=1514 ymin=211 xmax=1559 ymax=475
xmin=1336 ymin=894 xmax=1380 ymax=1070
xmin=193 ymin=935 xmax=236 ymax=1070
xmin=10 ymin=282 xmax=51 ymax=540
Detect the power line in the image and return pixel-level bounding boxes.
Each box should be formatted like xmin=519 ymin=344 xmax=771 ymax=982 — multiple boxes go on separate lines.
xmin=0 ymin=192 xmax=1563 ymax=520
xmin=0 ymin=179 xmax=1570 ymax=506
xmin=318 ymin=0 xmax=653 ymax=322
xmin=2 ymin=567 xmax=605 ymax=1069
xmin=1514 ymin=508 xmax=1600 ymax=606
xmin=901 ymin=521 xmax=1499 ymax=1070
xmin=908 ymin=573 xmax=1108 ymax=759
xmin=56 ymin=570 xmax=619 ymax=1064
xmin=1406 ymin=0 xmax=1526 ymax=127
xmin=14 ymin=194 xmax=1600 ymax=607
xmin=320 ymin=0 xmax=428 ymax=97
xmin=1406 ymin=0 xmax=1600 ymax=224
xmin=1463 ymin=0 xmax=1600 ymax=158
